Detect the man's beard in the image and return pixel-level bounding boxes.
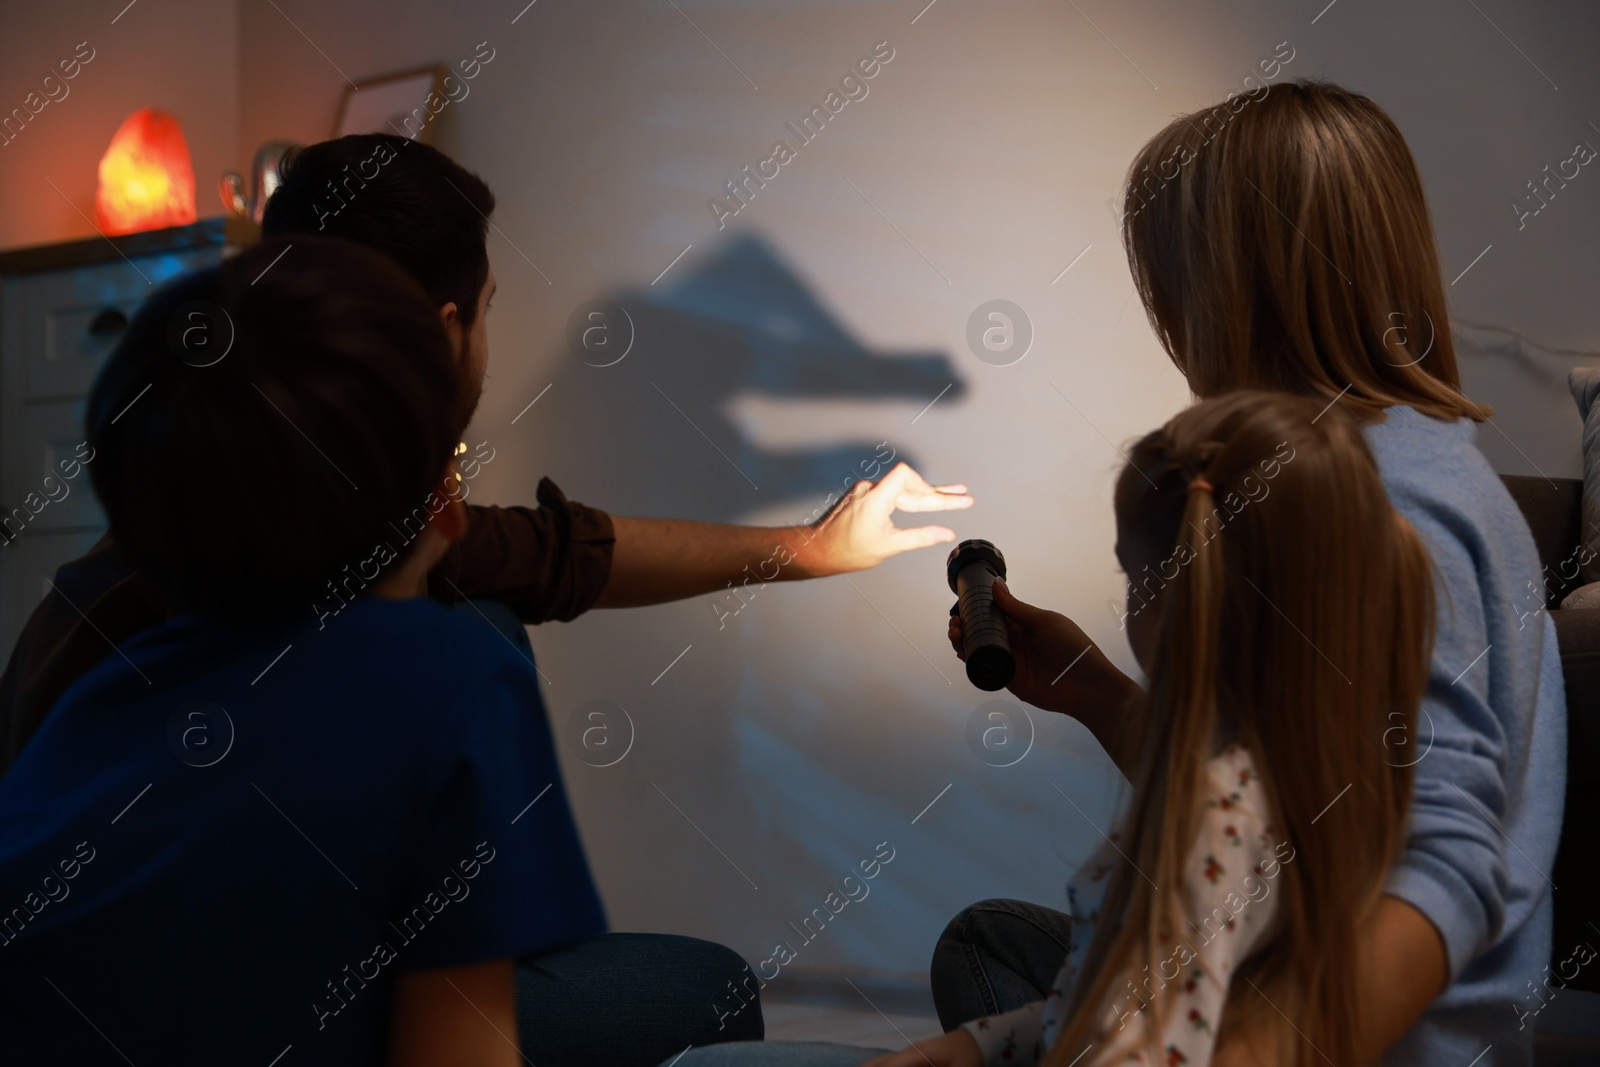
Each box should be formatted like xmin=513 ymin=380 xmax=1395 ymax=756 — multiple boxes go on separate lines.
xmin=455 ymin=373 xmax=484 ymax=435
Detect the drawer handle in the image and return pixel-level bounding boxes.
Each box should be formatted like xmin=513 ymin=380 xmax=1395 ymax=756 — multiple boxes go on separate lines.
xmin=89 ymin=308 xmax=128 ymax=336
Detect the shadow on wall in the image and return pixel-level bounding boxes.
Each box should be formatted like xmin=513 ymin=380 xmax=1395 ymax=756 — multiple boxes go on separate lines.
xmin=530 ymin=235 xmax=966 ymax=522
xmin=513 ymin=234 xmax=987 ymax=971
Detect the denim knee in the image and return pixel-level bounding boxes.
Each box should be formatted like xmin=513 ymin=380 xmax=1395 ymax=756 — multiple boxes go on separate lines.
xmin=689 ymin=938 xmax=765 ymax=1044
xmin=929 ymin=898 xmax=1074 ymax=1030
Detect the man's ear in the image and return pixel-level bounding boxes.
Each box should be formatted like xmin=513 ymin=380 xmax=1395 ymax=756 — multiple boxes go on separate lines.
xmin=437 ymin=301 xmax=464 ymax=359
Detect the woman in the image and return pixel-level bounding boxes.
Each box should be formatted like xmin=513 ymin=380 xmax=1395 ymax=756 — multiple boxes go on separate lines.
xmin=930 ymin=79 xmax=1564 ymax=1067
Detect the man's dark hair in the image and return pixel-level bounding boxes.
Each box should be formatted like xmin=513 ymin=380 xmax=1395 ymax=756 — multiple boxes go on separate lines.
xmin=262 ymin=135 xmax=496 ymax=326
xmin=87 ymin=235 xmax=460 ymax=620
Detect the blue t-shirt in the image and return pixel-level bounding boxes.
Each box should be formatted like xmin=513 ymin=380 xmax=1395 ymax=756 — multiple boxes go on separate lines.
xmin=0 ymin=596 xmax=605 ymax=1066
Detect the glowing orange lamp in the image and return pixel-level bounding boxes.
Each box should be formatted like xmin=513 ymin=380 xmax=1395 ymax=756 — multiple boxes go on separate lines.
xmin=93 ymin=108 xmax=197 ymax=235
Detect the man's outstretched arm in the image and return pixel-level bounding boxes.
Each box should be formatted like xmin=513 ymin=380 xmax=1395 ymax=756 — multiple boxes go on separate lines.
xmin=595 ymin=463 xmax=972 ymax=608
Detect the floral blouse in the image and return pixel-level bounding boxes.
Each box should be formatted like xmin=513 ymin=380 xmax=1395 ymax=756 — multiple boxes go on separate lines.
xmin=961 ymin=745 xmax=1287 ymax=1067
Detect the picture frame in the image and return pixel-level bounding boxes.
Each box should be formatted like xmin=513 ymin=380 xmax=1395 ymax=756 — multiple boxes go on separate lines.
xmin=333 ymin=64 xmax=447 ymax=143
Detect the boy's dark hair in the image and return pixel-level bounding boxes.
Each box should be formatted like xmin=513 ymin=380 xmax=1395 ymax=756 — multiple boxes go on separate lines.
xmin=262 ymin=134 xmax=496 ymax=326
xmin=87 ymin=235 xmax=460 ymax=620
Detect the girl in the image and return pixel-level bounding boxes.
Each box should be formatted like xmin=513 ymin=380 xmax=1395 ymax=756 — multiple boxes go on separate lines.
xmin=888 ymin=391 xmax=1436 ymax=1067
xmin=669 ymin=391 xmax=1435 ymax=1067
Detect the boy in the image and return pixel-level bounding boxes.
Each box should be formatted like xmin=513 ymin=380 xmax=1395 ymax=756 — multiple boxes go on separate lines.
xmin=0 ymin=238 xmax=597 ymax=1066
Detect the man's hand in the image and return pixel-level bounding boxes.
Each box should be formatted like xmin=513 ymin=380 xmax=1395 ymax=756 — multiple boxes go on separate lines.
xmin=949 ymin=579 xmax=1143 ymax=775
xmin=597 ymin=463 xmax=971 ymax=609
xmin=789 ymin=462 xmax=973 ymax=577
xmin=860 ymin=1029 xmax=982 ymax=1067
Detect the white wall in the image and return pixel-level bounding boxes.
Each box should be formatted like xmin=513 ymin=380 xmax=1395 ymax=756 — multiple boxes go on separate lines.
xmin=10 ymin=0 xmax=1599 ymax=983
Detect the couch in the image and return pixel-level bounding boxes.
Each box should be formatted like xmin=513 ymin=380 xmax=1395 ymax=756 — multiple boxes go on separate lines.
xmin=1501 ymin=475 xmax=1599 ymax=995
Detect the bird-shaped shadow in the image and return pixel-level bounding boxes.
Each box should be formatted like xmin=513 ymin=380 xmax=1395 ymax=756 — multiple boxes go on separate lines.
xmin=520 ymin=234 xmax=967 ymax=522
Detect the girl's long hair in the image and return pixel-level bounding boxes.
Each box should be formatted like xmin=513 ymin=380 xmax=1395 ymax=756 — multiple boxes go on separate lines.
xmin=1044 ymin=392 xmax=1435 ymax=1067
xmin=1121 ymin=79 xmax=1487 ymax=423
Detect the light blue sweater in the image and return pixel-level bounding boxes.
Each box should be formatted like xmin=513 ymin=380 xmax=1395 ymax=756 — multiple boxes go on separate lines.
xmin=1366 ymin=406 xmax=1567 ymax=1067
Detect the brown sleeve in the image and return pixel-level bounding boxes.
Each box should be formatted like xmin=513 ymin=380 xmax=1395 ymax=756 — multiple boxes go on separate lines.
xmin=0 ymin=538 xmax=170 ymax=776
xmin=426 ymin=477 xmax=615 ymax=623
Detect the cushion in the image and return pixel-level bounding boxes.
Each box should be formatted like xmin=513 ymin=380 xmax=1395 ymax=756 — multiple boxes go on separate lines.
xmin=1561 ymin=581 xmax=1600 ymax=611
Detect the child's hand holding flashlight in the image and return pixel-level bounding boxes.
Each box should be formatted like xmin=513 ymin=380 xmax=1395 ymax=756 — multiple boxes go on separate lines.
xmin=948 ymin=578 xmax=1139 ymax=740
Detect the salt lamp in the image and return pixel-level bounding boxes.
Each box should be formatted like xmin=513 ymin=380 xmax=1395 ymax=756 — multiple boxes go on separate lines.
xmin=93 ymin=107 xmax=197 ymax=235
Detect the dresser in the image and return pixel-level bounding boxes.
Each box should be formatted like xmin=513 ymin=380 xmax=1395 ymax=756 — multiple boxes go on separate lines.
xmin=0 ymin=218 xmax=256 ymax=658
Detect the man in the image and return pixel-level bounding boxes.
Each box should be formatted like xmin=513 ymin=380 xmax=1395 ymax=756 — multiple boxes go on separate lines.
xmin=0 ymin=135 xmax=972 ymax=1066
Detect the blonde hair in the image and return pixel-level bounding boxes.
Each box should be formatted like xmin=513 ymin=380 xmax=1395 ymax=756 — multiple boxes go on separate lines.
xmin=1045 ymin=391 xmax=1435 ymax=1067
xmin=1122 ymin=80 xmax=1486 ymax=423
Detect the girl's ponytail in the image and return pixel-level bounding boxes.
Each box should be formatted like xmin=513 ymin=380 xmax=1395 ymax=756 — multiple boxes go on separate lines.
xmin=1047 ymin=451 xmax=1232 ymax=1064
xmin=1045 ymin=392 xmax=1433 ymax=1067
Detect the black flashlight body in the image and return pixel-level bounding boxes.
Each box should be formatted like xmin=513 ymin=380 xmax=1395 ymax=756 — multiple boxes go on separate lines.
xmin=947 ymin=539 xmax=1015 ymax=691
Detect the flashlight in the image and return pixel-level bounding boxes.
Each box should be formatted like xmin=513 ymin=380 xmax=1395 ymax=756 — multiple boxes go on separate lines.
xmin=947 ymin=538 xmax=1015 ymax=691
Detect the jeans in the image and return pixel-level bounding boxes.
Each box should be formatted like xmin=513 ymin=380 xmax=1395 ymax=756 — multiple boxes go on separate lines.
xmin=928 ymin=898 xmax=1075 ymax=1030
xmin=655 ymin=898 xmax=1074 ymax=1067
xmin=518 ymin=932 xmax=763 ymax=1066
xmin=661 ymin=899 xmax=1076 ymax=1066
xmin=665 ymin=1042 xmax=888 ymax=1067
